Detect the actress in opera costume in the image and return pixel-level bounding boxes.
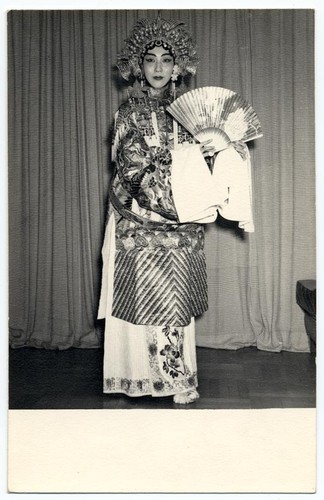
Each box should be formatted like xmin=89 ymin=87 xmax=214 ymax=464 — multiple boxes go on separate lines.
xmin=97 ymin=16 xmax=251 ymax=404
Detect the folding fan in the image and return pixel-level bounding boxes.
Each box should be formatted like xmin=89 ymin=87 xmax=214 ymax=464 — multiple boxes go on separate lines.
xmin=167 ymin=86 xmax=263 ymax=152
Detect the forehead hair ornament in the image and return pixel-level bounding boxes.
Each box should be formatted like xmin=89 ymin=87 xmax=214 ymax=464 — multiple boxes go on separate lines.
xmin=117 ymin=15 xmax=199 ymax=81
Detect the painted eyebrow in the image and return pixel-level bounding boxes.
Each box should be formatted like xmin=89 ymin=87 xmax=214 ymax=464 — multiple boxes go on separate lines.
xmin=145 ymin=52 xmax=172 ymax=57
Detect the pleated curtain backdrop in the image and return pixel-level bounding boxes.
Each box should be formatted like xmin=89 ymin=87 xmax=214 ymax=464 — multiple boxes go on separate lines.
xmin=8 ymin=10 xmax=315 ymax=351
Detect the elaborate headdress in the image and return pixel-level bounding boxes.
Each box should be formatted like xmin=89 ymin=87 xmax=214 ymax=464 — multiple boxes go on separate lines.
xmin=117 ymin=16 xmax=199 ymax=81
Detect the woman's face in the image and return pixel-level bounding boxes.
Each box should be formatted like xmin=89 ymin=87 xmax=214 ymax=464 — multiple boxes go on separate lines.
xmin=142 ymin=45 xmax=174 ymax=89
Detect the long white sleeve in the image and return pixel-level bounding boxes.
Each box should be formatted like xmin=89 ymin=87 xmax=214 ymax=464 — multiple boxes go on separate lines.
xmin=212 ymin=145 xmax=255 ymax=232
xmin=171 ymin=144 xmax=226 ymax=223
xmin=170 ymin=143 xmax=254 ymax=232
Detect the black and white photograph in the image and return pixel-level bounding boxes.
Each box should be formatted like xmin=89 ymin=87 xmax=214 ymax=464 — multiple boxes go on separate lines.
xmin=6 ymin=4 xmax=317 ymax=494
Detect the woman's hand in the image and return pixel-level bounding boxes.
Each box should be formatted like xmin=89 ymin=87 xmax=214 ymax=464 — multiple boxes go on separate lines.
xmin=199 ymin=139 xmax=248 ymax=159
xmin=200 ymin=139 xmax=216 ymax=158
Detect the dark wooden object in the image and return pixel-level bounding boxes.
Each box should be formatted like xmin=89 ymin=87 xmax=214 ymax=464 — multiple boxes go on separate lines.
xmin=296 ymin=279 xmax=316 ymax=350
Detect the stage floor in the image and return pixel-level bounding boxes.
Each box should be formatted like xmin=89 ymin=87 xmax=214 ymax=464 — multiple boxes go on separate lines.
xmin=9 ymin=345 xmax=316 ymax=410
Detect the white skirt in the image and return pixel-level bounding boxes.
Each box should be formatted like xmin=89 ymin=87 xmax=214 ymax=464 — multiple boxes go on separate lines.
xmin=98 ymin=212 xmax=198 ymax=397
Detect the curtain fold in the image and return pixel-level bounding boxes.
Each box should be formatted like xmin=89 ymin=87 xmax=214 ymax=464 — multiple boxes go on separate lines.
xmin=248 ymin=10 xmax=315 ymax=351
xmin=8 ymin=10 xmax=315 ymax=351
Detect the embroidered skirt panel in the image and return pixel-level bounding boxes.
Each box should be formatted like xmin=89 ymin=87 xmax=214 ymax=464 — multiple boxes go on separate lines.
xmin=112 ymin=220 xmax=208 ymax=327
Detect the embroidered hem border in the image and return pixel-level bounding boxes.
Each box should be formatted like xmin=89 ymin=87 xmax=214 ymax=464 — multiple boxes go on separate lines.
xmin=104 ymin=372 xmax=198 ymax=397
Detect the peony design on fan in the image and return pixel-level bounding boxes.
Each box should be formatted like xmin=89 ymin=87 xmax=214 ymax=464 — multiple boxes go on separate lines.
xmin=167 ymin=86 xmax=263 ymax=152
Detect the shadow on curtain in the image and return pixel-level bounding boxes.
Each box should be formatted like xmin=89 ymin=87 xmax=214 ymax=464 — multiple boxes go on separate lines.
xmin=8 ymin=10 xmax=315 ymax=351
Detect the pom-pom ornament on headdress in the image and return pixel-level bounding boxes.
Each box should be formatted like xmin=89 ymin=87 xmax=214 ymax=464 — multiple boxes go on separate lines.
xmin=117 ymin=16 xmax=199 ymax=81
xmin=167 ymin=86 xmax=263 ymax=152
